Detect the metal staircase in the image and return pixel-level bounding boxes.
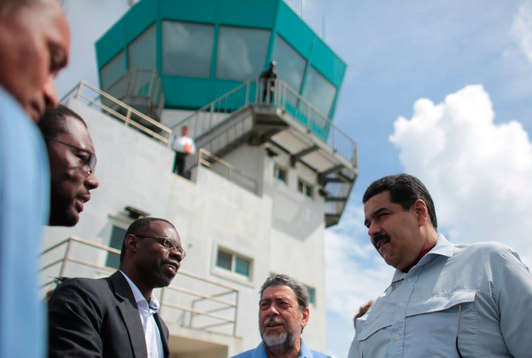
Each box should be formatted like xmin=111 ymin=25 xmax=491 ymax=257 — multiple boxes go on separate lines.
xmin=172 ymin=78 xmax=358 ymax=227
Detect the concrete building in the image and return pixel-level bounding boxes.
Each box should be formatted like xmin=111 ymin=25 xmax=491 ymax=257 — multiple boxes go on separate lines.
xmin=40 ymin=0 xmax=358 ymax=357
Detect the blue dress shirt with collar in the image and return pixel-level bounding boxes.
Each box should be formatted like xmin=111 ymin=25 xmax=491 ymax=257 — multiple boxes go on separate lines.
xmin=232 ymin=339 xmax=331 ymax=358
xmin=349 ymin=235 xmax=532 ymax=358
xmin=0 ymin=86 xmax=50 ymax=358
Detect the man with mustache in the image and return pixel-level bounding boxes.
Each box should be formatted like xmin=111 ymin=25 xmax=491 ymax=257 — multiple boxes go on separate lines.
xmin=48 ymin=217 xmax=186 ymax=358
xmin=38 ymin=105 xmax=99 ymax=226
xmin=0 ymin=0 xmax=70 ymax=357
xmin=349 ymin=174 xmax=532 ymax=358
xmin=233 ymin=274 xmax=330 ymax=358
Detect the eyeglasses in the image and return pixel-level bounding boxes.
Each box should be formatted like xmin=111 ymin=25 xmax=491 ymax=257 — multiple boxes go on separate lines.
xmin=45 ymin=138 xmax=97 ymax=175
xmin=135 ymin=235 xmax=186 ymax=258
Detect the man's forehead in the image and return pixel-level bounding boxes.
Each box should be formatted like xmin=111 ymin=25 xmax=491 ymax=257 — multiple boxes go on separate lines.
xmin=364 ymin=191 xmax=392 ymax=214
xmin=149 ymin=220 xmax=179 ymax=240
xmin=261 ymin=285 xmax=296 ymax=301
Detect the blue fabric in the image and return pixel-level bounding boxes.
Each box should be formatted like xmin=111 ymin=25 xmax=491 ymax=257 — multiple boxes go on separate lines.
xmin=349 ymin=235 xmax=532 ymax=358
xmin=232 ymin=339 xmax=331 ymax=358
xmin=0 ymin=86 xmax=49 ymax=358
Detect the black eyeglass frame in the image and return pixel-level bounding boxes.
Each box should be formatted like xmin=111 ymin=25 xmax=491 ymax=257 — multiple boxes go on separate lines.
xmin=134 ymin=235 xmax=186 ymax=259
xmin=45 ymin=137 xmax=97 ymax=175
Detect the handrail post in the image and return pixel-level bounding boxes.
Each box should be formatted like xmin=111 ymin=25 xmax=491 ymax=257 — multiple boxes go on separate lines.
xmin=75 ymin=83 xmax=83 ymax=100
xmin=233 ymin=289 xmax=239 ymax=336
xmin=58 ymin=238 xmax=73 ymax=277
xmin=125 ymin=109 xmax=131 ymax=127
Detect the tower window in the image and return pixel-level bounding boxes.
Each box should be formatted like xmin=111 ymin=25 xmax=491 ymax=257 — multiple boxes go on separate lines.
xmin=298 ymin=178 xmax=313 ymax=198
xmin=274 ymin=164 xmax=288 ymax=183
xmin=216 ymin=248 xmax=252 ymax=278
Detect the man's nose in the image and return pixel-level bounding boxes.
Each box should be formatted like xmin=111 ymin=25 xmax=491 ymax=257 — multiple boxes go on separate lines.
xmin=42 ymin=77 xmax=59 ymax=109
xmin=85 ymin=173 xmax=99 ymax=191
xmin=368 ymin=221 xmax=381 ymax=238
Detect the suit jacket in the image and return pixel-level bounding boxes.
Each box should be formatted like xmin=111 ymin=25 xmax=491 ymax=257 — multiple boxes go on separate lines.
xmin=48 ymin=271 xmax=170 ymax=358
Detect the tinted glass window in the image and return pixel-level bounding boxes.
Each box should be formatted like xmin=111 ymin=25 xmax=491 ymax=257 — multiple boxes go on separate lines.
xmin=272 ymin=35 xmax=306 ymax=92
xmin=128 ymin=24 xmax=156 ymax=70
xmin=162 ymin=21 xmax=214 ymax=78
xmin=216 ymin=27 xmax=270 ymax=81
xmin=302 ymin=66 xmax=336 ymax=117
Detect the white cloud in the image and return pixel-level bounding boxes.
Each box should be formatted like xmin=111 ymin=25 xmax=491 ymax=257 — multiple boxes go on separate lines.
xmin=390 ymin=84 xmax=532 ymax=265
xmin=512 ymin=0 xmax=532 ymax=64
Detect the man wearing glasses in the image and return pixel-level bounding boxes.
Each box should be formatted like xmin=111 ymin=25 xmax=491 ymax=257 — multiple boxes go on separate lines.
xmin=48 ymin=217 xmax=186 ymax=358
xmin=38 ymin=104 xmax=99 ymax=226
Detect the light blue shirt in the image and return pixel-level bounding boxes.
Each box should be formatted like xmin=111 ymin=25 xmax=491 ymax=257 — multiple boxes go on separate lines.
xmin=232 ymin=339 xmax=331 ymax=358
xmin=348 ymin=235 xmax=532 ymax=358
xmin=0 ymin=86 xmax=50 ymax=358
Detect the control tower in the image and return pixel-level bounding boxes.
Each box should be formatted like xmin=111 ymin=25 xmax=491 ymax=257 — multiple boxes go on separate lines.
xmin=41 ymin=0 xmax=358 ymax=357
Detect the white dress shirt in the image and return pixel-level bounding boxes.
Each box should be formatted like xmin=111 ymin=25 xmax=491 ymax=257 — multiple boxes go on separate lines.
xmin=120 ymin=271 xmax=164 ymax=358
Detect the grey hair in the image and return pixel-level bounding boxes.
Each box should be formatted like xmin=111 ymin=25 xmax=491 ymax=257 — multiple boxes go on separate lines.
xmin=260 ymin=274 xmax=309 ymax=310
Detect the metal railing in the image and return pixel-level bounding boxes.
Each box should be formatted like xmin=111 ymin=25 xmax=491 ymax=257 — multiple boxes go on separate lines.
xmin=61 ymin=81 xmax=172 ymax=145
xmin=172 ymin=77 xmax=358 ymax=166
xmin=195 ymin=148 xmax=258 ymax=194
xmin=40 ymin=236 xmax=239 ymax=335
xmin=105 ymin=68 xmax=166 ymax=120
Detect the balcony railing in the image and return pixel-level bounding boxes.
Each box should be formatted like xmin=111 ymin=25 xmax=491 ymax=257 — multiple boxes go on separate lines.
xmin=40 ymin=236 xmax=239 ymax=336
xmin=195 ymin=148 xmax=258 ymax=194
xmin=171 ymin=77 xmax=358 ymax=167
xmin=61 ymin=81 xmax=172 ymax=145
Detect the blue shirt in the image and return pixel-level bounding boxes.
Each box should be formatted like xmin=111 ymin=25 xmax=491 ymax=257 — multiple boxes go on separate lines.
xmin=348 ymin=235 xmax=532 ymax=358
xmin=232 ymin=339 xmax=331 ymax=358
xmin=0 ymin=86 xmax=50 ymax=358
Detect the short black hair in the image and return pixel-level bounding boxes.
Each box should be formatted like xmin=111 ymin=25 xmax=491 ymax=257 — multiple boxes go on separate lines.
xmin=38 ymin=104 xmax=87 ymax=140
xmin=119 ymin=217 xmax=176 ymax=263
xmin=260 ymin=274 xmax=309 ymax=310
xmin=363 ymin=174 xmax=438 ymax=229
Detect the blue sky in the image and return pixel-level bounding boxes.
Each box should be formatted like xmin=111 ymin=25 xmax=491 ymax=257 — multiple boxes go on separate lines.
xmin=56 ymin=1 xmax=532 ymax=357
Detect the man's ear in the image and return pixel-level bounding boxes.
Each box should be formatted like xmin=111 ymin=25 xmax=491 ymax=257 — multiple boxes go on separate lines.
xmin=124 ymin=234 xmax=139 ymax=255
xmin=300 ymin=306 xmax=310 ymax=329
xmin=414 ymin=199 xmax=429 ymax=226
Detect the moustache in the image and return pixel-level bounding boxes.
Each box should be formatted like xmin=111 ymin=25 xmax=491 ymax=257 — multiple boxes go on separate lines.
xmin=373 ymin=233 xmax=390 ymax=249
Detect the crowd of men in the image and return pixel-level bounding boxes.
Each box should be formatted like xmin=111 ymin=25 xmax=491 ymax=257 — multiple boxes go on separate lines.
xmin=2 ymin=1 xmax=532 ymax=358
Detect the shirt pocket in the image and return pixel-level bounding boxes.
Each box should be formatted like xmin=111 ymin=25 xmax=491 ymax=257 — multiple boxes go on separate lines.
xmin=405 ymin=289 xmax=477 ymax=357
xmin=355 ymin=312 xmax=393 ymax=357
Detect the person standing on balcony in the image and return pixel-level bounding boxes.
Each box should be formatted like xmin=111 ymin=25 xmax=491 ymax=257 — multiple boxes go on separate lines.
xmin=38 ymin=104 xmax=100 ymax=226
xmin=232 ymin=274 xmax=331 ymax=358
xmin=260 ymin=61 xmax=278 ymax=104
xmin=171 ymin=125 xmax=196 ymax=179
xmin=48 ymin=217 xmax=185 ymax=358
xmin=0 ymin=0 xmax=70 ymax=357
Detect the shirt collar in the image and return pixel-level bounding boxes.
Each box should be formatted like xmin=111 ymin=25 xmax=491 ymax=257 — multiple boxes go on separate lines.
xmin=392 ymin=234 xmax=454 ymax=282
xmin=257 ymin=338 xmax=313 ymax=358
xmin=119 ymin=271 xmax=160 ymax=311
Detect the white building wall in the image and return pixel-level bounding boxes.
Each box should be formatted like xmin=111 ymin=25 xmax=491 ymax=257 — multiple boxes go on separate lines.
xmin=41 ymin=98 xmax=328 ymax=355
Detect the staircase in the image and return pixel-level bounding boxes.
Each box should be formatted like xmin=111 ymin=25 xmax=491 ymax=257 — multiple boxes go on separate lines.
xmin=172 ymin=78 xmax=358 ymax=227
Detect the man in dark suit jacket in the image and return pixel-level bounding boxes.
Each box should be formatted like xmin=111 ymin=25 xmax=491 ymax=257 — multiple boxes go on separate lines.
xmin=48 ymin=217 xmax=186 ymax=358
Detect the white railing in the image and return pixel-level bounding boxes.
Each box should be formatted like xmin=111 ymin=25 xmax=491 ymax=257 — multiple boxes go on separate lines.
xmin=40 ymin=236 xmax=239 ymax=336
xmin=61 ymin=81 xmax=172 ymax=145
xmin=195 ymin=148 xmax=258 ymax=194
xmin=172 ymin=77 xmax=358 ymax=167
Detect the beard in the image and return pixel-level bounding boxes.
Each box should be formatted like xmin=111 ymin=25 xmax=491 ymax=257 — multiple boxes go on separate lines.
xmin=48 ymin=195 xmax=79 ymax=227
xmin=261 ymin=319 xmax=299 ymax=354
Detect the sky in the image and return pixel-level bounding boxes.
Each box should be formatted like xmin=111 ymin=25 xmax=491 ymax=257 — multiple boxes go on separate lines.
xmin=56 ymin=1 xmax=532 ymax=357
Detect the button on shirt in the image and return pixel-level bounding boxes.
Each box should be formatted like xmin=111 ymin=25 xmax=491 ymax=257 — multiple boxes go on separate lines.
xmin=231 ymin=339 xmax=331 ymax=358
xmin=348 ymin=235 xmax=532 ymax=358
xmin=120 ymin=272 xmax=164 ymax=358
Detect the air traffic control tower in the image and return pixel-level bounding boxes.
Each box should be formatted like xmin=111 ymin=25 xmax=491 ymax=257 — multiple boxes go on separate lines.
xmin=41 ymin=0 xmax=358 ymax=357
